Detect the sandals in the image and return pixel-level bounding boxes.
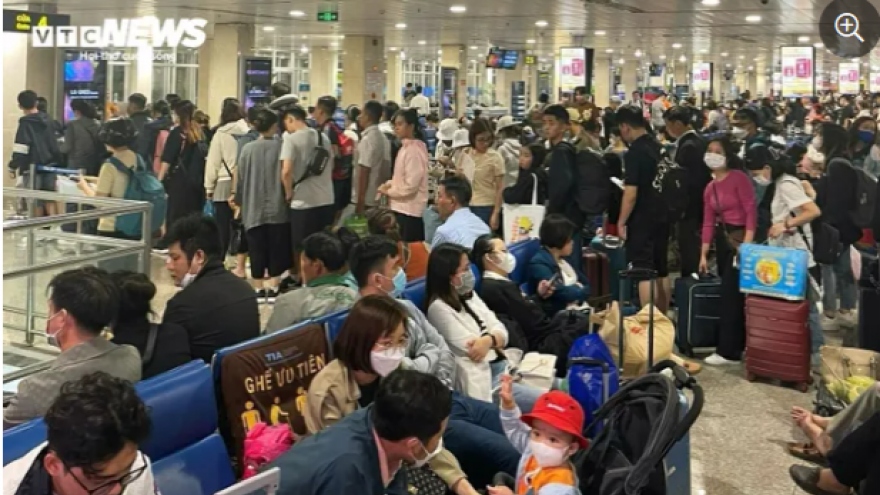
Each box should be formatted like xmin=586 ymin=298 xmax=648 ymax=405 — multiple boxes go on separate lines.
xmin=787 ymin=442 xmax=828 ymax=466
xmin=789 ymin=465 xmax=848 ymax=495
xmin=682 ymin=361 xmax=702 ymax=375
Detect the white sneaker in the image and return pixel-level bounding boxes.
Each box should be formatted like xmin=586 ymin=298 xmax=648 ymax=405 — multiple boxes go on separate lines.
xmin=704 ymin=353 xmax=739 ymax=366
xmin=820 ymin=315 xmax=839 ymax=332
xmin=837 ymin=311 xmax=858 ymax=328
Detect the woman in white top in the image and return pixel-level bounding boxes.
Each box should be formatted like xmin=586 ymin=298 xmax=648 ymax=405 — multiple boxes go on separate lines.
xmin=425 ymin=243 xmax=542 ymax=412
xmin=205 ymin=100 xmax=250 ymax=258
xmin=745 ymin=150 xmax=824 ymax=357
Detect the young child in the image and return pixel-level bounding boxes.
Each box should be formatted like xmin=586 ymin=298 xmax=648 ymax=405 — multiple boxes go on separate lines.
xmin=489 ymin=375 xmax=587 ymax=495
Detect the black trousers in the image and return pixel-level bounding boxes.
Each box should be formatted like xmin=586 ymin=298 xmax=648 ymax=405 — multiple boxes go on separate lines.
xmin=676 ymin=216 xmax=702 ymax=279
xmin=214 ymin=201 xmax=234 ymax=258
xmin=715 ymin=226 xmax=746 ymax=361
xmin=395 ymin=212 xmax=426 ymax=242
xmin=828 ymin=411 xmax=880 ymax=492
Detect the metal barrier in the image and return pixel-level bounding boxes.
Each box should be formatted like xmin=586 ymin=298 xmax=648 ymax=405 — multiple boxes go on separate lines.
xmin=3 ymin=187 xmax=153 ymax=363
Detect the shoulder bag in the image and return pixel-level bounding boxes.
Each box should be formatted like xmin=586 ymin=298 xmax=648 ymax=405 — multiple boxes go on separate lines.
xmin=712 ymin=182 xmax=745 ymax=251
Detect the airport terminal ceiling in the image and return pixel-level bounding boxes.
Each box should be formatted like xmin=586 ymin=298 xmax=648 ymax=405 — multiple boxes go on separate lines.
xmin=4 ymin=0 xmax=872 ymax=69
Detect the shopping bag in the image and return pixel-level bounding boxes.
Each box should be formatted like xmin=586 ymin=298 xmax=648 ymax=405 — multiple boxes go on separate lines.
xmin=597 ymin=301 xmax=675 ymax=377
xmin=502 ymin=174 xmax=545 ymax=243
xmin=344 ymin=214 xmax=369 ymax=237
xmin=567 ymin=334 xmax=619 ymax=434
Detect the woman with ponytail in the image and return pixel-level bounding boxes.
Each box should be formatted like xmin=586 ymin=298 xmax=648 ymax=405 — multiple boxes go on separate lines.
xmin=366 ymin=207 xmax=429 ymax=280
xmin=378 ymin=108 xmax=429 ymax=243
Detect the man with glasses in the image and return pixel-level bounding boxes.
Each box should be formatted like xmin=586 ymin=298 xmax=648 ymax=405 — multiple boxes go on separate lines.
xmin=3 ymin=372 xmax=157 ymax=495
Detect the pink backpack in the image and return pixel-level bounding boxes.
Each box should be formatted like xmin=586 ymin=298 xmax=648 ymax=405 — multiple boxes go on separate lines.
xmin=241 ymin=422 xmax=295 ymax=479
xmin=153 ymin=129 xmax=169 ymax=175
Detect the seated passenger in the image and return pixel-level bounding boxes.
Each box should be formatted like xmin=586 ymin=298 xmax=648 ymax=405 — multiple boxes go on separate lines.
xmin=3 ymin=372 xmax=158 ymax=495
xmin=109 ymin=271 xmax=191 ymax=379
xmin=489 ymin=377 xmax=587 ymax=495
xmin=266 ymin=230 xmax=359 ymax=332
xmin=269 ymin=369 xmax=451 ymax=495
xmin=366 ymin=207 xmax=430 ymax=281
xmin=432 ymin=175 xmax=491 ymax=249
xmin=527 ymin=214 xmax=591 ymax=316
xmin=4 ymin=268 xmax=141 ymax=428
xmin=426 ymin=243 xmax=542 ymax=412
xmin=162 ymin=214 xmax=260 ymax=363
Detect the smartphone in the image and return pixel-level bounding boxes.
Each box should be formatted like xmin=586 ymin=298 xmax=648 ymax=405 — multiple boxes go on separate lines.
xmin=548 ymin=272 xmax=563 ymax=287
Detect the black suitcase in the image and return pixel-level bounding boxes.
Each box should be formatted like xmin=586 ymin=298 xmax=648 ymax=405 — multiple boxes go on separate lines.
xmin=859 ymin=255 xmax=880 ymax=353
xmin=674 ymin=275 xmax=721 ymax=357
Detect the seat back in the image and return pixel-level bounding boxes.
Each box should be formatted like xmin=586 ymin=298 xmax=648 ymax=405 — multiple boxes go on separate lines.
xmin=152 ymin=433 xmax=236 ymax=495
xmin=212 ymin=320 xmax=315 ymax=384
xmin=402 ymin=278 xmax=427 ymax=311
xmin=3 ymin=418 xmax=47 ymax=466
xmin=509 ymin=238 xmax=540 ymax=285
xmin=138 ymin=361 xmax=217 ymax=461
xmin=324 ymin=310 xmax=349 ymax=350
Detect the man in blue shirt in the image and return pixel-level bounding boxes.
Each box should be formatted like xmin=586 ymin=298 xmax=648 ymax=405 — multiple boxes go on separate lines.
xmin=268 ymin=369 xmax=452 ymax=495
xmin=432 ymin=176 xmax=491 ymax=249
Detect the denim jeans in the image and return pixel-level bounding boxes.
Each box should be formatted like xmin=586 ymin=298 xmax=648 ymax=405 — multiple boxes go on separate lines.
xmin=822 ymin=246 xmax=857 ymax=313
xmin=490 ymin=360 xmax=543 ymax=413
xmin=444 ymin=392 xmax=521 ymax=487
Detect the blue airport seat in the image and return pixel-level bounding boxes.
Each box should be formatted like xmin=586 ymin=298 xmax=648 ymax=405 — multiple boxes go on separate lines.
xmin=152 ymin=433 xmax=236 ymax=495
xmin=211 ymin=320 xmax=315 ymax=383
xmin=324 ymin=310 xmax=350 ymax=348
xmin=3 ymin=418 xmax=47 ymax=466
xmin=471 ymin=263 xmax=482 ymax=293
xmin=138 ymin=361 xmax=217 ymax=461
xmin=509 ymin=238 xmax=540 ymax=285
xmin=402 ymin=278 xmax=427 ymax=311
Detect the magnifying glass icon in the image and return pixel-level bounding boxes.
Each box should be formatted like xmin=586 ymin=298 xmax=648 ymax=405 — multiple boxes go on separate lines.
xmin=835 ymin=12 xmax=865 ymax=42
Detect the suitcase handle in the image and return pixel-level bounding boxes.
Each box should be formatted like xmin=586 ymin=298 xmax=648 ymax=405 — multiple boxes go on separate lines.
xmin=569 ymin=357 xmax=610 ymax=373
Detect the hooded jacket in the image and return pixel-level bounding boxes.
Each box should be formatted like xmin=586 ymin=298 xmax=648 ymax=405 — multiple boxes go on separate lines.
xmin=8 ymin=113 xmax=61 ymax=173
xmin=497 ymin=138 xmax=522 ymax=188
xmin=61 ymin=117 xmax=102 ymax=175
xmin=128 ymin=110 xmax=152 ymax=136
xmin=205 ymin=119 xmax=251 ymax=200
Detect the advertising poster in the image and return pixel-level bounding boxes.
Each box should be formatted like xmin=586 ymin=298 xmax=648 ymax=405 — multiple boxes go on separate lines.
xmin=691 ymin=62 xmax=712 ymax=92
xmin=240 ymin=57 xmax=272 ymax=110
xmin=780 ymin=46 xmax=815 ymax=97
xmin=838 ymin=62 xmax=860 ymax=94
xmin=558 ymin=47 xmax=586 ymax=94
xmin=870 ymin=72 xmax=880 ymax=93
xmin=440 ymin=67 xmax=458 ymax=118
xmin=62 ymin=50 xmax=106 ymax=123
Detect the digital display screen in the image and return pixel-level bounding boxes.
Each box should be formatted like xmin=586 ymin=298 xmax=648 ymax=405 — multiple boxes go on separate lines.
xmin=242 ymin=58 xmax=272 ymax=110
xmin=64 ymin=60 xmax=96 ymax=83
xmin=485 ymin=48 xmax=502 ymax=69
xmin=501 ymin=50 xmax=520 ymax=70
xmin=62 ymin=51 xmax=106 ymax=123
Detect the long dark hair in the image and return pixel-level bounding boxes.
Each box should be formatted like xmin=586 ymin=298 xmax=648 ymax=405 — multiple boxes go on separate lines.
xmin=471 ymin=234 xmax=497 ymax=273
xmin=392 ymin=108 xmax=424 ymax=140
xmin=817 ymin=122 xmax=850 ymax=160
xmin=70 ymin=99 xmax=99 ymax=120
xmin=174 ymin=100 xmax=204 ymax=144
xmin=425 ymin=243 xmax=468 ymax=311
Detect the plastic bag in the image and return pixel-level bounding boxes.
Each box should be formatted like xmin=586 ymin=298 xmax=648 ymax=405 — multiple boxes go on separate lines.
xmin=851 ymin=246 xmax=862 ymax=281
xmin=344 ymin=214 xmax=368 ymax=237
xmin=242 ymin=422 xmax=294 ymax=479
xmin=203 ymin=200 xmax=215 ymax=217
xmin=567 ymin=334 xmax=619 ymax=435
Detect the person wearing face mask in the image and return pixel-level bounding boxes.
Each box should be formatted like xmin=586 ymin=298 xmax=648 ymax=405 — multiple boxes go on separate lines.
xmin=4 ymin=268 xmax=141 ymax=428
xmin=527 ymin=215 xmax=591 ymax=317
xmin=265 ymin=230 xmax=359 ymax=332
xmin=699 ymin=136 xmax=756 ymax=367
xmin=488 ymin=377 xmax=587 ymax=495
xmin=367 ymin=207 xmax=430 ymax=281
xmin=271 ymin=369 xmax=452 ymax=495
xmin=427 ymin=243 xmax=544 ymax=410
xmin=847 ymin=116 xmax=880 ymax=179
xmin=161 ymin=214 xmax=260 ymax=363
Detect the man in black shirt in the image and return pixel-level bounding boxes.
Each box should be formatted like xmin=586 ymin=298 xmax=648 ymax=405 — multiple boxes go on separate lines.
xmin=615 ymin=105 xmax=671 ymax=312
xmin=664 ymin=106 xmax=710 ymax=278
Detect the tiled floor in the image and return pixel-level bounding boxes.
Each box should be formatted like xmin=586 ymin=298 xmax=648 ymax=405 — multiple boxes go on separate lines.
xmin=4 ymin=241 xmax=823 ymax=494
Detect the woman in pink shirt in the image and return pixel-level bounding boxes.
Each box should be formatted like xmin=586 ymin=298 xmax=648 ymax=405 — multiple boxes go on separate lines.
xmin=379 ymin=109 xmax=429 ymax=242
xmin=699 ymin=136 xmax=756 ymax=367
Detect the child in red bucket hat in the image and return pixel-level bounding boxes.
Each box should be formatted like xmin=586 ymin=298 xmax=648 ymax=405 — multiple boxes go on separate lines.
xmin=487 ymin=375 xmax=587 ymax=495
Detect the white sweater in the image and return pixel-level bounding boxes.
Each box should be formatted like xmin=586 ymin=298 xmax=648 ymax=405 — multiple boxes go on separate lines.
xmin=205 ymin=119 xmax=250 ymax=199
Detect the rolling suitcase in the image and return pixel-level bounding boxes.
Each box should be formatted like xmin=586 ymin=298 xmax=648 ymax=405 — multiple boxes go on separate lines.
xmin=674 ymin=275 xmax=721 ymax=357
xmin=584 ymin=249 xmax=611 ymax=308
xmin=745 ymin=295 xmax=813 ymax=392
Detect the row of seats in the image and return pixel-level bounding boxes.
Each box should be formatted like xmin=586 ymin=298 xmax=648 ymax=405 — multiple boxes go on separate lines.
xmin=3 ymin=238 xmax=541 ymax=495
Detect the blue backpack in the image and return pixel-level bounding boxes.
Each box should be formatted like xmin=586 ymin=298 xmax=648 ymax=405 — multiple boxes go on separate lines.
xmin=108 ymin=155 xmax=167 ymax=238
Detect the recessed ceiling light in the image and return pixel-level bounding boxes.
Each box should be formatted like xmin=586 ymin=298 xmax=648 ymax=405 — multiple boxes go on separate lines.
xmin=389 ymin=47 xmax=398 ymax=51
xmin=659 ymin=54 xmax=667 ymax=59
xmin=395 ymin=23 xmax=407 ymax=29
xmin=301 ymin=35 xmax=308 ymax=39
xmin=738 ymin=55 xmax=744 ymax=59
xmin=634 ymin=49 xmax=642 ymax=57
xmin=535 ymin=20 xmax=548 ymax=27
xmin=418 ymin=40 xmax=426 ymax=45
xmin=852 ymin=57 xmax=860 ymax=62
xmin=873 ymin=66 xmax=880 ymax=71
xmin=300 ymin=46 xmax=308 ymax=53
xmin=672 ymin=43 xmax=682 ymax=48
xmin=814 ymin=42 xmax=823 ymax=48
xmin=702 ymin=0 xmax=720 ymax=5
xmin=726 ymin=63 xmax=731 ymax=67
xmin=748 ymin=65 xmax=754 ymax=70
xmin=470 ymin=45 xmax=478 ymax=50
xmin=606 ymin=48 xmax=614 ymax=53
xmin=679 ymin=55 xmax=687 ymax=62
xmin=449 ymin=5 xmax=467 ymax=13
xmin=745 ymin=15 xmax=761 ymax=22
xmin=700 ymin=49 xmax=708 ymax=53
xmin=263 ymin=26 xmax=275 ymax=32
xmin=595 ymin=30 xmax=606 ymax=36
xmin=721 ymin=52 xmax=728 ymax=56
xmin=618 ymin=58 xmax=625 ymax=64
xmin=289 ymin=10 xmax=305 ymax=17
xmin=798 ymin=36 xmax=809 ymax=42
xmin=330 ymin=42 xmax=338 ymax=47
xmin=438 ymin=49 xmax=443 ymax=54
xmin=526 ymin=39 xmax=536 ymax=44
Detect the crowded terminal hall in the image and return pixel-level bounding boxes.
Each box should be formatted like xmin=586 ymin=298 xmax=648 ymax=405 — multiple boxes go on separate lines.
xmin=6 ymin=0 xmax=880 ymax=494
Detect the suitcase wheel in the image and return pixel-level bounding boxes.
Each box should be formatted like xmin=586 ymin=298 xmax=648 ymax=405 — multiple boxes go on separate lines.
xmin=796 ymin=382 xmax=810 ymax=393
xmin=745 ymin=372 xmax=757 ymax=382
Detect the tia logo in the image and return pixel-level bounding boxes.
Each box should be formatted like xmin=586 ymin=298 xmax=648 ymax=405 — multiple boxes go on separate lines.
xmin=33 ymin=17 xmax=208 ymax=48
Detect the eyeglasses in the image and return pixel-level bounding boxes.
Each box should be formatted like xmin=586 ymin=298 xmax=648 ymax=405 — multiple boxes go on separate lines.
xmin=66 ymin=453 xmax=147 ymax=495
xmin=376 ymin=334 xmax=409 ymax=349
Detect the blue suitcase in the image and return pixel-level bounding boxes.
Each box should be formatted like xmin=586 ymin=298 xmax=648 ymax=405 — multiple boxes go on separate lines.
xmin=664 ymin=390 xmax=693 ymax=495
xmin=674 ymin=275 xmax=721 ymax=357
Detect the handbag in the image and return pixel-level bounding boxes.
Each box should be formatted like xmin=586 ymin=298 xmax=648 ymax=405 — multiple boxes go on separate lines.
xmin=819 ymin=345 xmax=880 ymax=384
xmin=502 ymin=174 xmax=545 ymax=243
xmin=403 ymin=465 xmax=449 ymax=495
xmin=228 ymin=209 xmax=245 ymax=256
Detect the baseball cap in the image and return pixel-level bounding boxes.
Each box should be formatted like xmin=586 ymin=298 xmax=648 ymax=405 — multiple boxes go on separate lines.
xmin=521 ymin=390 xmax=588 ymax=448
xmin=452 ymin=129 xmax=471 ymax=149
xmin=438 ymin=118 xmax=459 ymax=141
xmin=496 ymin=115 xmax=517 ymax=131
xmin=566 ymin=108 xmax=583 ymax=124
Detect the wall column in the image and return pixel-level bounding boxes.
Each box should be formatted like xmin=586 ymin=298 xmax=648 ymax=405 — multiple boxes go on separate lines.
xmin=441 ymin=44 xmax=467 ymax=117
xmin=202 ymin=23 xmax=254 ymax=116
xmin=387 ymin=51 xmax=403 ymax=102
xmin=620 ymin=60 xmax=639 ymax=98
xmin=593 ymin=57 xmax=611 ymax=107
xmin=341 ymin=35 xmax=384 ymax=106
xmin=712 ymin=62 xmax=723 ymax=101
xmin=309 ymin=47 xmax=338 ymax=101
xmin=132 ymin=45 xmax=154 ymax=100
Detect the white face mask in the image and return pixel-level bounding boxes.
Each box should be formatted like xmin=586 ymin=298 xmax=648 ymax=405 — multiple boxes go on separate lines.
xmin=178 ymin=258 xmax=203 ymax=289
xmin=45 ymin=311 xmax=63 ymax=348
xmin=492 ymin=252 xmax=517 ymax=274
xmin=704 ymin=152 xmax=727 ymax=170
xmin=731 ymin=127 xmax=748 ymax=139
xmin=529 ymin=440 xmax=571 ymax=468
xmin=370 ymin=346 xmax=405 ymax=377
xmin=753 ymin=174 xmax=772 ymax=186
xmin=412 ymin=437 xmax=444 ymax=468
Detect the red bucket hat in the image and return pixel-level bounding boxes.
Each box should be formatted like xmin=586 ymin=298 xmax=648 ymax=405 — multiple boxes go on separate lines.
xmin=521 ymin=391 xmax=588 ymax=448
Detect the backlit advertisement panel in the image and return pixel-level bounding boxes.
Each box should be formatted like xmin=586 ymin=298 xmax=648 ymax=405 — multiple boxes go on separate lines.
xmin=780 ymin=46 xmax=815 ymax=97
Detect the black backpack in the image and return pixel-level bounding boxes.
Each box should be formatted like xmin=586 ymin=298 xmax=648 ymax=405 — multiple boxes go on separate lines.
xmin=384 ymin=130 xmax=402 ymax=174
xmin=651 ymin=144 xmax=689 ymax=221
xmin=574 ymin=148 xmax=611 ymax=216
xmin=294 ymin=129 xmax=332 ymax=186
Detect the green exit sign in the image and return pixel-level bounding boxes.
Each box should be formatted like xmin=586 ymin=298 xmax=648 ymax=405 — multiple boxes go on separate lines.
xmin=317 ymin=11 xmax=339 ymax=22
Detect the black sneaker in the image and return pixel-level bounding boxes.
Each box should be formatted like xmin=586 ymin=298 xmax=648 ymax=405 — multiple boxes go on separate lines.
xmin=255 ymin=288 xmax=267 ymax=303
xmin=265 ymin=288 xmax=279 ymax=304
xmin=278 ymin=276 xmax=300 ymax=294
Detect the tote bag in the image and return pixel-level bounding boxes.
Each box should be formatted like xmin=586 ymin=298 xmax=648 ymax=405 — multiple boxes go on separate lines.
xmin=502 ymin=174 xmax=545 ymax=243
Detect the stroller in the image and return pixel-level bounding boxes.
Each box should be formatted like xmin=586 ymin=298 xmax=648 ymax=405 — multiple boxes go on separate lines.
xmin=573 ymin=360 xmax=704 ymax=495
